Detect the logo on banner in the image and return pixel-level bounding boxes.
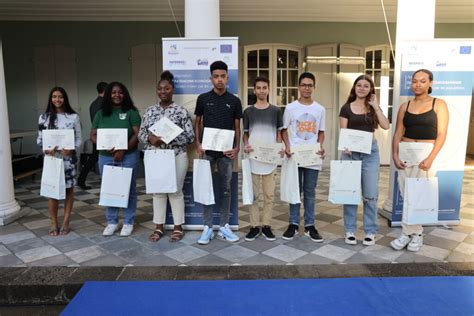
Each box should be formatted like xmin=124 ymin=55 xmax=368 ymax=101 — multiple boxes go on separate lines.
xmin=408 ymin=61 xmax=424 ymax=66
xmin=169 ymin=60 xmax=186 ymax=66
xmin=197 ymin=59 xmax=209 ymax=66
xmin=220 ymin=44 xmax=232 ymax=53
xmin=460 ymin=46 xmax=471 ymax=54
xmin=168 ymin=44 xmax=178 ymax=55
xmin=404 ymin=74 xmax=412 ymax=90
xmin=407 ymin=44 xmax=419 ymax=55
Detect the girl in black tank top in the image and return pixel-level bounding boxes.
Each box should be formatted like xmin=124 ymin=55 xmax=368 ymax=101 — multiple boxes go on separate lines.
xmin=391 ymin=69 xmax=449 ymax=253
xmin=403 ymin=98 xmax=437 ymax=140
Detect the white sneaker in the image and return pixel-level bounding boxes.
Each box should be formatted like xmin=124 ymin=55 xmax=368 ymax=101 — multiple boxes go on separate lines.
xmin=103 ymin=224 xmax=118 ymax=236
xmin=217 ymin=224 xmax=240 ymax=242
xmin=390 ymin=233 xmax=411 ymax=250
xmin=344 ymin=232 xmax=357 ymax=245
xmin=120 ymin=224 xmax=134 ymax=237
xmin=407 ymin=234 xmax=423 ymax=252
xmin=362 ymin=233 xmax=376 ymax=246
xmin=197 ymin=225 xmax=214 ymax=245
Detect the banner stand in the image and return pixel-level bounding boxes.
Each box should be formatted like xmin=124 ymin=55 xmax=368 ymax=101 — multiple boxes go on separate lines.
xmin=383 ymin=39 xmax=473 ymax=227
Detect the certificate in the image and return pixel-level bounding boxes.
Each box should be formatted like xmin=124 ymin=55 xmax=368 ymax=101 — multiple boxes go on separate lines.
xmin=250 ymin=142 xmax=283 ymax=165
xmin=202 ymin=127 xmax=235 ymax=152
xmin=96 ymin=128 xmax=128 ymax=150
xmin=42 ymin=129 xmax=75 ymax=150
xmin=399 ymin=142 xmax=433 ymax=166
xmin=149 ymin=116 xmax=184 ymax=144
xmin=338 ymin=128 xmax=373 ymax=154
xmin=292 ymin=143 xmax=322 ymax=167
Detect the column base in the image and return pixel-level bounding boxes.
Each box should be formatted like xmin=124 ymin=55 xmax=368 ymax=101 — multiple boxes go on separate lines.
xmin=0 ymin=200 xmax=30 ymax=226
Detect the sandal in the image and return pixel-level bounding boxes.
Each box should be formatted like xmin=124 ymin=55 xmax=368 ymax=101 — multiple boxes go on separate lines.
xmin=170 ymin=230 xmax=184 ymax=242
xmin=49 ymin=226 xmax=59 ymax=237
xmin=149 ymin=229 xmax=164 ymax=242
xmin=59 ymin=226 xmax=71 ymax=236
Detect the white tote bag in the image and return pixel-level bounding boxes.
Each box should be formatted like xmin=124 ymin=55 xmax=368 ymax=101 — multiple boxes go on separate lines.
xmin=144 ymin=150 xmax=177 ymax=194
xmin=328 ymin=160 xmax=362 ymax=205
xmin=280 ymin=157 xmax=301 ymax=204
xmin=193 ymin=159 xmax=215 ymax=205
xmin=99 ymin=165 xmax=133 ymax=208
xmin=402 ymin=177 xmax=439 ymax=225
xmin=241 ymin=158 xmax=254 ymax=205
xmin=40 ymin=156 xmax=66 ymax=200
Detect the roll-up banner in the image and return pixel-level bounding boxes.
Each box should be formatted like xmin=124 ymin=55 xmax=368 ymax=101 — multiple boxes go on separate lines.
xmin=391 ymin=39 xmax=474 ymax=225
xmin=162 ymin=37 xmax=239 ymax=229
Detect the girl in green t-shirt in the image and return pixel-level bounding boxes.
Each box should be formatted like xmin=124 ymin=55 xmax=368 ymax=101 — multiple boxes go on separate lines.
xmin=91 ymin=82 xmax=142 ymax=237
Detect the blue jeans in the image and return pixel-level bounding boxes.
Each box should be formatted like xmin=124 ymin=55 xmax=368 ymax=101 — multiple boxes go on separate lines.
xmin=289 ymin=167 xmax=319 ymax=227
xmin=202 ymin=154 xmax=232 ymax=227
xmin=342 ymin=141 xmax=380 ymax=234
xmin=98 ymin=151 xmax=139 ymax=225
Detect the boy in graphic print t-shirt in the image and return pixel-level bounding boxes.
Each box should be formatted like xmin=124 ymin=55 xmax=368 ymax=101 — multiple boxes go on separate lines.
xmin=281 ymin=72 xmax=326 ymax=242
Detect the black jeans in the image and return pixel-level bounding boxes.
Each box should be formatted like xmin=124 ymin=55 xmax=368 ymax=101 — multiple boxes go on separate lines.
xmin=78 ymin=146 xmax=98 ymax=185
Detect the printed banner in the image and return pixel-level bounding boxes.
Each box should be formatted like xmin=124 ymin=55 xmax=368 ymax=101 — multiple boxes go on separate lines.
xmin=391 ymin=39 xmax=474 ymax=224
xmin=162 ymin=38 xmax=239 ymax=95
xmin=162 ymin=37 xmax=240 ymax=228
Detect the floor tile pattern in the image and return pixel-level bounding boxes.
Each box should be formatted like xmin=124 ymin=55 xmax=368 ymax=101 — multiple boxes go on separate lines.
xmin=1 ymin=167 xmax=473 ymax=267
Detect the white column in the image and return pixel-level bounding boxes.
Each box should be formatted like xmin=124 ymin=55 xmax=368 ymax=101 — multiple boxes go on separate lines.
xmin=381 ymin=0 xmax=436 ymax=219
xmin=185 ymin=0 xmax=220 ymax=38
xmin=0 ymin=40 xmax=24 ymax=226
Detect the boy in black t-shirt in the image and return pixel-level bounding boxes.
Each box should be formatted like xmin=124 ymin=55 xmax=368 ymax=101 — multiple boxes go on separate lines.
xmin=194 ymin=61 xmax=243 ymax=245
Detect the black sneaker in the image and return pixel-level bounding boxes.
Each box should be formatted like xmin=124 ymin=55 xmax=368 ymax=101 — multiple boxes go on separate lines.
xmin=261 ymin=225 xmax=276 ymax=241
xmin=245 ymin=226 xmax=261 ymax=241
xmin=282 ymin=224 xmax=299 ymax=240
xmin=304 ymin=226 xmax=324 ymax=242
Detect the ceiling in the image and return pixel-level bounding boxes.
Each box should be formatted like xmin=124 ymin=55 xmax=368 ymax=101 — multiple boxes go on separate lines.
xmin=0 ymin=0 xmax=472 ymax=23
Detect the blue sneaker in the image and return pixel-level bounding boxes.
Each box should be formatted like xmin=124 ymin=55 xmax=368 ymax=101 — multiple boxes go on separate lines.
xmin=197 ymin=225 xmax=213 ymax=245
xmin=217 ymin=224 xmax=240 ymax=242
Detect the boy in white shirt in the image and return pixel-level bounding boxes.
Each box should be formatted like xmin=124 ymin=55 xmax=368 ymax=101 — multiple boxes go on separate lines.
xmin=281 ymin=72 xmax=325 ymax=242
xmin=243 ymin=76 xmax=283 ymax=241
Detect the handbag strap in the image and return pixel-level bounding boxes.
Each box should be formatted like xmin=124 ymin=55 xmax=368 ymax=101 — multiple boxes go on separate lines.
xmin=111 ymin=159 xmax=124 ymax=169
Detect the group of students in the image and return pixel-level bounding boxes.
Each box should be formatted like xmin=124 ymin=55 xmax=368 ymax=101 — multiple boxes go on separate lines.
xmin=37 ymin=60 xmax=448 ymax=253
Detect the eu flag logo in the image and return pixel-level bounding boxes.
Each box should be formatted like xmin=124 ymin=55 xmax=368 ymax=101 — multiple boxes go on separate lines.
xmin=220 ymin=45 xmax=232 ymax=53
xmin=460 ymin=46 xmax=471 ymax=54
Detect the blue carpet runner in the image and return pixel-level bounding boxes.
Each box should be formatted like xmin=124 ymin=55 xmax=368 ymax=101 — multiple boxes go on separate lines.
xmin=62 ymin=276 xmax=474 ymax=315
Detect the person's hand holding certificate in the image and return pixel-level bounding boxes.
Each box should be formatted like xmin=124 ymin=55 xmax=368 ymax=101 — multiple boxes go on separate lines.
xmin=292 ymin=143 xmax=323 ymax=167
xmin=202 ymin=127 xmax=235 ymax=152
xmin=149 ymin=117 xmax=183 ymax=144
xmin=42 ymin=129 xmax=75 ymax=150
xmin=338 ymin=128 xmax=373 ymax=154
xmin=399 ymin=142 xmax=434 ymax=166
xmin=250 ymin=142 xmax=283 ymax=165
xmin=97 ymin=128 xmax=128 ymax=150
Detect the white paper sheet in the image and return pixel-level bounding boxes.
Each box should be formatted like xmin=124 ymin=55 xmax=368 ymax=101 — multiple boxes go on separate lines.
xmin=250 ymin=142 xmax=283 ymax=165
xmin=42 ymin=129 xmax=75 ymax=150
xmin=96 ymin=128 xmax=128 ymax=150
xmin=148 ymin=116 xmax=184 ymax=144
xmin=338 ymin=128 xmax=373 ymax=154
xmin=292 ymin=143 xmax=322 ymax=167
xmin=202 ymin=127 xmax=235 ymax=152
xmin=399 ymin=142 xmax=434 ymax=167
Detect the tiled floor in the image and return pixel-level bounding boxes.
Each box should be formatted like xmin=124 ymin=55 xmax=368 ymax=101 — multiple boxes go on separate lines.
xmin=1 ymin=167 xmax=473 ymax=267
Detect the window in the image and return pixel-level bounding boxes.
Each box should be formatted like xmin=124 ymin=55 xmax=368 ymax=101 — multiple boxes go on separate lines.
xmin=246 ymin=48 xmax=270 ymax=105
xmin=365 ymin=45 xmax=395 ymax=122
xmin=244 ymin=45 xmax=302 ymax=108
